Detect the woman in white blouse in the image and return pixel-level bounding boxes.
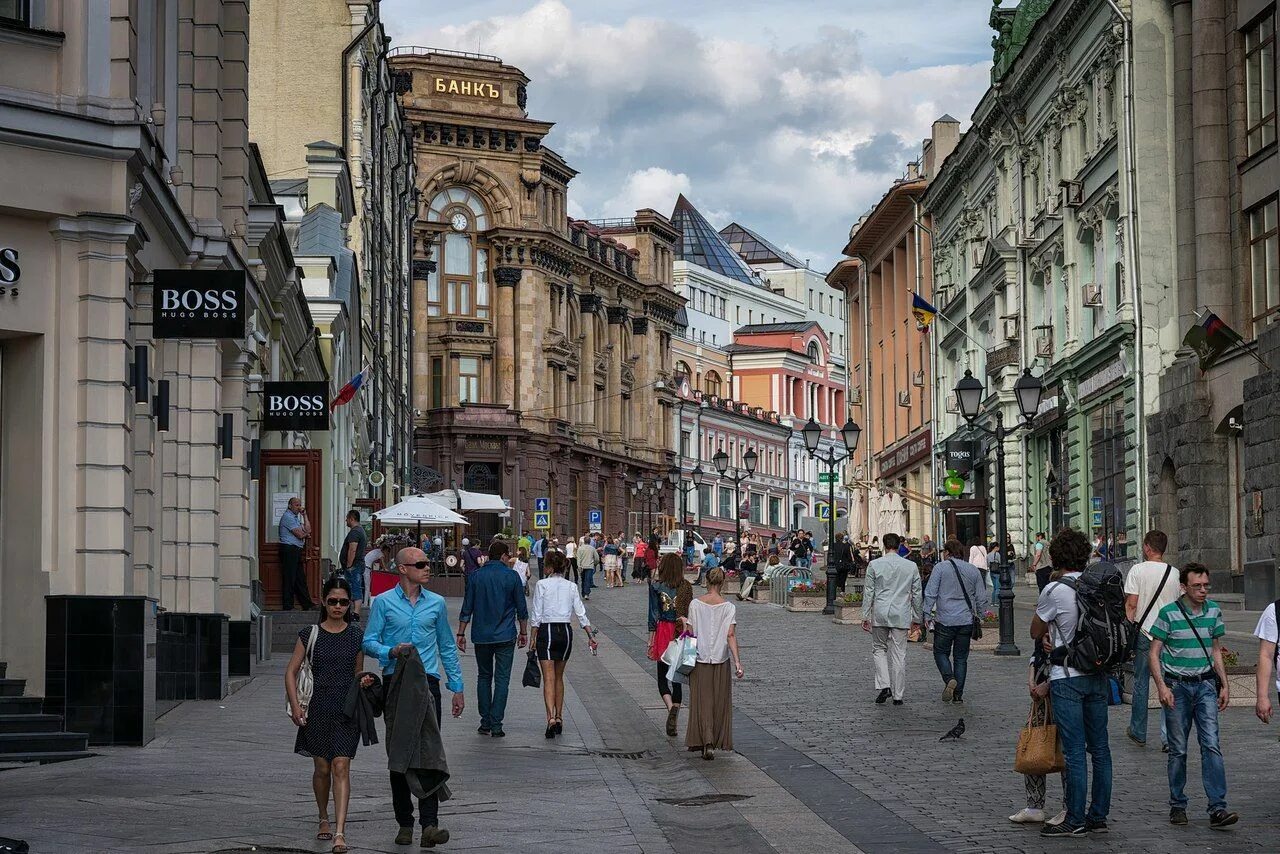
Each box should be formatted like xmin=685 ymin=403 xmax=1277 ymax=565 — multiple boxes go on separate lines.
xmin=529 ymin=550 xmax=596 ymax=739
xmin=685 ymin=567 xmax=743 ymax=761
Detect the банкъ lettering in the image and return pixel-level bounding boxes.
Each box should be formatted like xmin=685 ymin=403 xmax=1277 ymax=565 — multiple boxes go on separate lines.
xmin=435 ymin=78 xmax=500 ymax=99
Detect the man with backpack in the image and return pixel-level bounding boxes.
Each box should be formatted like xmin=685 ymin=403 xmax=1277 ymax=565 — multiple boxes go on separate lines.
xmin=1031 ymin=528 xmax=1115 ymax=837
xmin=1123 ymin=530 xmax=1181 ymax=748
xmin=1147 ymin=563 xmax=1238 ymax=829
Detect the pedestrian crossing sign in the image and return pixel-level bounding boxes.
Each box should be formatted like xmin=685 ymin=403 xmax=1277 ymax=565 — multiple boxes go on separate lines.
xmin=534 ymin=511 xmax=551 ymax=530
xmin=817 ymin=503 xmax=831 ymax=519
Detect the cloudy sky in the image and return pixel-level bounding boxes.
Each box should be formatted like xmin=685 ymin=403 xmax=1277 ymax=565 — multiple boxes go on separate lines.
xmin=381 ymin=0 xmax=997 ymax=271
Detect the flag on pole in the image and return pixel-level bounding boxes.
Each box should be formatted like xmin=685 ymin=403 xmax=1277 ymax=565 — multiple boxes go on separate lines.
xmin=911 ymin=292 xmax=938 ymax=332
xmin=1182 ymin=309 xmax=1244 ymax=372
xmin=330 ymin=367 xmax=369 ymax=410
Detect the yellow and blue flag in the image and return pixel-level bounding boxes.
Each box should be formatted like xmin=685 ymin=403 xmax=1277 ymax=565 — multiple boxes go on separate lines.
xmin=911 ymin=293 xmax=938 ymax=332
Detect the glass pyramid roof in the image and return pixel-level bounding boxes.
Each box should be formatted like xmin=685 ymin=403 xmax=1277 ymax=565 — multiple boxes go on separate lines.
xmin=719 ymin=221 xmax=805 ymax=268
xmin=670 ymin=195 xmax=758 ymax=285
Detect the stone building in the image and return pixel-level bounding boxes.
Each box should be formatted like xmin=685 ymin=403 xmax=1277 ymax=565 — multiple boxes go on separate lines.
xmin=1146 ymin=0 xmax=1278 ymax=600
xmin=389 ymin=49 xmax=684 ymax=541
xmin=827 ymin=116 xmax=959 ymax=544
xmin=923 ymin=0 xmax=1180 ymax=558
xmin=0 ymin=1 xmax=323 ymax=746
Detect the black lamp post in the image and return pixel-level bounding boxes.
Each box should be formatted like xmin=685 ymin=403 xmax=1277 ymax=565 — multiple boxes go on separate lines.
xmin=802 ymin=418 xmax=861 ymax=614
xmin=954 ymin=367 xmax=1042 ymax=657
xmin=712 ymin=447 xmax=757 ymax=559
xmin=631 ymin=479 xmax=663 ymax=536
xmin=667 ymin=464 xmax=704 ymax=531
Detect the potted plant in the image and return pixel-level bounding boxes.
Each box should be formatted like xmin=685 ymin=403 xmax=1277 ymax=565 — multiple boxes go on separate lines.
xmin=832 ymin=591 xmax=863 ymax=624
xmin=785 ymin=580 xmax=827 ymax=612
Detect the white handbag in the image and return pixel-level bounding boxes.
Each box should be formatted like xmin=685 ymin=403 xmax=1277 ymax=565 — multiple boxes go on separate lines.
xmin=287 ymin=625 xmax=319 ymax=721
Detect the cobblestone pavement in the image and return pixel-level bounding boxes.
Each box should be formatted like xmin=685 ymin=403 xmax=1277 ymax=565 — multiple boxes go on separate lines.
xmin=587 ymin=579 xmax=1280 ymax=854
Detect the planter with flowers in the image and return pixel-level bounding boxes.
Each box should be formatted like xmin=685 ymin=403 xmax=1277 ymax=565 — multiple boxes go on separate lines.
xmin=785 ymin=581 xmax=827 ymax=613
xmin=832 ymin=591 xmax=863 ymax=625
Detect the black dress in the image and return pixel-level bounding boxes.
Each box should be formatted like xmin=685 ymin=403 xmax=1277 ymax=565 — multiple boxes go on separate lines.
xmin=294 ymin=624 xmax=362 ymax=760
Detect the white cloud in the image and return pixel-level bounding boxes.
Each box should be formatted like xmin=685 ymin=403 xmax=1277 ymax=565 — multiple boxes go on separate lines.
xmin=601 ymin=167 xmax=692 ymax=217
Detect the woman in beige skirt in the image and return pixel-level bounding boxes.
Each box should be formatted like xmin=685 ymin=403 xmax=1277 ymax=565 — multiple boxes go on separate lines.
xmin=685 ymin=567 xmax=744 ymax=760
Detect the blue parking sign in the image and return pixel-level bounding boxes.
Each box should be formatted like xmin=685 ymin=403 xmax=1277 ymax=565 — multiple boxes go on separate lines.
xmin=588 ymin=509 xmax=602 ymax=531
xmin=535 ymin=497 xmax=550 ymax=512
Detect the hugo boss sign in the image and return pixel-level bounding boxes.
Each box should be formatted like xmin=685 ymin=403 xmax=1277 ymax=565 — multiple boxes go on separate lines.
xmin=262 ymin=382 xmax=330 ymax=431
xmin=153 ymin=269 xmax=245 ymax=339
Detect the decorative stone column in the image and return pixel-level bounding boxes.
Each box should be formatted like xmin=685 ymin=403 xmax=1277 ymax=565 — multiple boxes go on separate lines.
xmin=579 ymin=294 xmax=600 ymax=435
xmin=410 ymin=254 xmax=436 ymax=413
xmin=605 ymin=306 xmax=627 ymax=444
xmin=631 ymin=316 xmax=652 ymax=454
xmin=495 ymin=266 xmax=521 ymax=409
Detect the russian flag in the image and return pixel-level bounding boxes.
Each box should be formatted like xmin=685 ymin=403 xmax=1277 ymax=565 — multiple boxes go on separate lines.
xmin=330 ymin=367 xmax=368 ymax=411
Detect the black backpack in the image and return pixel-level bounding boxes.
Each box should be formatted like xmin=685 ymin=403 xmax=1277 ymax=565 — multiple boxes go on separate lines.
xmin=1053 ymin=562 xmax=1133 ymax=674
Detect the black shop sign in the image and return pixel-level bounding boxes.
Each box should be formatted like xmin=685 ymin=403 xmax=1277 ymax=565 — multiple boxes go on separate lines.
xmin=945 ymin=440 xmax=981 ymax=476
xmin=153 ymin=269 xmax=245 ymax=339
xmin=262 ymin=382 xmax=330 ymax=431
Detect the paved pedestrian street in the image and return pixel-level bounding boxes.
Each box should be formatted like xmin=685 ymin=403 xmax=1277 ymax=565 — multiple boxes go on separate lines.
xmin=1 ymin=583 xmax=1277 ymax=853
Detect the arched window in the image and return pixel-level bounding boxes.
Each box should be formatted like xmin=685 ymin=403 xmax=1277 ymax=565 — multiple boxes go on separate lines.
xmin=425 ymin=187 xmax=491 ymax=319
xmin=705 ymin=370 xmax=722 ymax=397
xmin=675 ymin=360 xmax=693 ymax=380
xmin=807 ymin=340 xmax=822 ymax=364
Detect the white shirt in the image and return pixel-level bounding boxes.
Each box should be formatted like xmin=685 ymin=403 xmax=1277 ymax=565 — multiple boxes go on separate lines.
xmin=688 ymin=598 xmax=736 ymax=663
xmin=511 ymin=559 xmax=529 ymax=586
xmin=530 ymin=576 xmax=590 ymax=628
xmin=1254 ymin=603 xmax=1280 ymax=692
xmin=1036 ymin=572 xmax=1083 ymax=680
xmin=363 ymin=547 xmax=384 ymax=570
xmin=969 ymin=545 xmax=988 ymax=570
xmin=1123 ymin=560 xmax=1180 ymax=638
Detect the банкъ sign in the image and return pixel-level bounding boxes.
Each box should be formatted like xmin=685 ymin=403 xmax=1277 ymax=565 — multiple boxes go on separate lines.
xmin=433 ymin=77 xmax=500 ymax=99
xmin=153 ymin=269 xmax=245 ymax=339
xmin=0 ymin=246 xmax=20 ymax=296
xmin=262 ymin=382 xmax=330 ymax=431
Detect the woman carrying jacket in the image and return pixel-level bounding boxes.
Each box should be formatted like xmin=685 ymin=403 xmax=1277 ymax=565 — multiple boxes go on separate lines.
xmin=648 ymin=553 xmax=694 ymax=736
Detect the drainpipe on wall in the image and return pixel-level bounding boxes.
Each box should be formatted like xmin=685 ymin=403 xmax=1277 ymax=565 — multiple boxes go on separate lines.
xmin=855 ymin=253 xmax=873 ymax=540
xmin=913 ymin=199 xmax=940 ymax=543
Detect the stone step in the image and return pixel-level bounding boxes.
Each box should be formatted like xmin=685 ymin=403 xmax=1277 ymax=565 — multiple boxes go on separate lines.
xmin=0 ymin=696 xmax=42 ymax=715
xmin=0 ymin=713 xmax=62 ymax=734
xmin=0 ymin=750 xmax=95 ymax=766
xmin=0 ymin=731 xmax=89 ymax=755
xmin=0 ymin=679 xmax=25 ymax=698
xmin=1214 ymin=593 xmax=1246 ymax=611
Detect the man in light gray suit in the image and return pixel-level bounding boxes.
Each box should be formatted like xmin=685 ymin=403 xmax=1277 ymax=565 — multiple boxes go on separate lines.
xmin=862 ymin=532 xmax=922 ymax=705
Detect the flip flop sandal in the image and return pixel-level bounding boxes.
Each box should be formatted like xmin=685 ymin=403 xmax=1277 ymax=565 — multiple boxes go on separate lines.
xmin=317 ymin=818 xmax=333 ymax=841
xmin=332 ymin=832 xmax=349 ymax=853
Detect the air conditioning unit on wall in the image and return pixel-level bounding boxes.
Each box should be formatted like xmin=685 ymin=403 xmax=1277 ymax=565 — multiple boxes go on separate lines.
xmin=849 ymin=386 xmax=863 ymax=405
xmin=898 ymin=390 xmax=911 ymax=407
xmin=1036 ymin=332 xmax=1054 ymax=358
xmin=945 ymin=393 xmax=959 ymax=413
xmin=1003 ymin=318 xmax=1019 ymax=341
xmin=1061 ymin=180 xmax=1083 ymax=208
xmin=1083 ymin=283 xmax=1103 ymax=308
xmin=912 ymin=370 xmax=925 ymax=387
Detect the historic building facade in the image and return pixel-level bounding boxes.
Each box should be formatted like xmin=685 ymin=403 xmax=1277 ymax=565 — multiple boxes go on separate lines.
xmin=923 ymin=0 xmax=1180 ymax=558
xmin=390 ymin=49 xmax=684 ymax=540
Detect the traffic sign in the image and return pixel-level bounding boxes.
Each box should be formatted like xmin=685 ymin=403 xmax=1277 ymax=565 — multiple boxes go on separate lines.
xmin=817 ymin=472 xmax=836 ymax=484
xmin=816 ymin=503 xmax=831 ymax=520
xmin=534 ymin=511 xmax=551 ymax=530
xmin=588 ymin=509 xmax=602 ymax=532
xmin=535 ymin=497 xmax=550 ymax=512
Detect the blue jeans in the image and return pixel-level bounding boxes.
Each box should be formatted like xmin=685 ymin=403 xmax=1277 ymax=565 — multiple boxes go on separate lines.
xmin=1129 ymin=634 xmax=1168 ymax=745
xmin=795 ymin=557 xmax=811 ymax=569
xmin=1050 ymin=674 xmax=1113 ymax=829
xmin=582 ymin=567 xmax=595 ymax=596
xmin=474 ymin=640 xmax=516 ymax=732
xmin=1164 ymin=678 xmax=1228 ymax=812
xmin=989 ymin=569 xmax=1000 ymax=607
xmin=931 ymin=624 xmax=972 ymax=695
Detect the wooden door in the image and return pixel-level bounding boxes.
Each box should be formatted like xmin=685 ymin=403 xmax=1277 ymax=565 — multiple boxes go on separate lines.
xmin=942 ymin=499 xmax=988 ymax=550
xmin=259 ymin=449 xmax=323 ymax=610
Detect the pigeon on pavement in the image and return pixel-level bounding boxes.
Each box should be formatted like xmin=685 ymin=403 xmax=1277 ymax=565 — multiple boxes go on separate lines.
xmin=939 ymin=718 xmax=965 ymax=741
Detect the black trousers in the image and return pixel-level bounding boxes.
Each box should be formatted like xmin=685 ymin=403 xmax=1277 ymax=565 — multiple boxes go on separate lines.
xmin=279 ymin=544 xmax=313 ymax=609
xmin=1035 ymin=564 xmax=1053 ymax=591
xmin=391 ymin=675 xmax=442 ymax=829
xmin=835 ymin=563 xmax=851 ymax=592
xmin=656 ymin=661 xmax=683 ymax=705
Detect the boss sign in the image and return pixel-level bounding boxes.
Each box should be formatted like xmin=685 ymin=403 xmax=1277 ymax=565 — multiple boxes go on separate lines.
xmin=262 ymin=381 xmax=330 ymax=431
xmin=152 ymin=269 xmax=246 ymax=339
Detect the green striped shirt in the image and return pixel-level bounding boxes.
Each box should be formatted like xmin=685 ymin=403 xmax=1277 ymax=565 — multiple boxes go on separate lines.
xmin=1149 ymin=597 xmax=1225 ymax=676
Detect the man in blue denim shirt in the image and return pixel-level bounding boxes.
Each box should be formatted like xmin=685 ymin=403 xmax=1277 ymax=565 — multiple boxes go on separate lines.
xmin=363 ymin=546 xmax=465 ymax=846
xmin=923 ymin=539 xmax=988 ymax=704
xmin=457 ymin=540 xmax=528 ymax=738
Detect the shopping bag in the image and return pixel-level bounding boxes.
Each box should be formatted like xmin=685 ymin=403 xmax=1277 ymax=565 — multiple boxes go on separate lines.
xmin=674 ymin=633 xmax=699 ymax=676
xmin=669 ymin=665 xmax=689 ymax=686
xmin=1013 ymin=696 xmax=1064 ymax=776
xmin=659 ymin=638 xmax=682 ymax=668
xmin=521 ymin=650 xmax=541 ymax=688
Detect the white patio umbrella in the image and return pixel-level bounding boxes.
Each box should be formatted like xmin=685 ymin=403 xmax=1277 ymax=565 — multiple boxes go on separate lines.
xmin=374 ymin=494 xmax=469 ymax=526
xmin=425 ymin=488 xmax=511 ymax=515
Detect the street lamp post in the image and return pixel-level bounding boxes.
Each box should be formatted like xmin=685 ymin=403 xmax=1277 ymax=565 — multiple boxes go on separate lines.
xmin=632 ymin=479 xmax=663 ymax=536
xmin=712 ymin=448 xmax=757 ymax=558
xmin=801 ymin=418 xmax=862 ymax=615
xmin=667 ymin=464 xmax=704 ymax=531
xmin=953 ymin=367 xmax=1043 ymax=657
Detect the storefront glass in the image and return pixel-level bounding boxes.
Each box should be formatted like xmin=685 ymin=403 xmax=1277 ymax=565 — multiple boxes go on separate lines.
xmin=1088 ymin=397 xmax=1128 ymax=557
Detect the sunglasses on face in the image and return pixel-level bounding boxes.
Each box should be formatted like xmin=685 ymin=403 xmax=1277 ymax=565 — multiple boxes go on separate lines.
xmin=326 ymin=598 xmax=351 ymax=606
xmin=400 ymin=560 xmax=430 ymax=569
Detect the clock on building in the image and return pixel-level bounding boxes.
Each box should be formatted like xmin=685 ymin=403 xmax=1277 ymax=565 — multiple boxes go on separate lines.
xmin=450 ymin=212 xmax=469 ymax=231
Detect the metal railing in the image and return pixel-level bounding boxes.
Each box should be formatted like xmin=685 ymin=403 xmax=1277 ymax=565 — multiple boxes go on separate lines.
xmin=388 ymin=46 xmax=501 ymax=62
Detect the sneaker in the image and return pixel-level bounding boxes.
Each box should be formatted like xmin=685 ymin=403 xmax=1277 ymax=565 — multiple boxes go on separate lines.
xmin=477 ymin=725 xmax=491 ymax=735
xmin=1209 ymin=809 xmax=1238 ymax=829
xmin=1125 ymin=727 xmax=1146 ymax=746
xmin=943 ymin=678 xmax=957 ymax=702
xmin=395 ymin=826 xmax=414 ymax=845
xmin=892 ymin=699 xmax=904 ymax=706
xmin=1084 ymin=818 xmax=1108 ymax=833
xmin=1008 ymin=808 xmax=1045 ymax=824
xmin=952 ymin=692 xmax=964 ymax=704
xmin=421 ymin=825 xmax=450 ymax=847
xmin=490 ymin=729 xmax=505 ymax=738
xmin=1046 ymin=810 xmax=1067 ymax=827
xmin=1169 ymin=808 xmax=1188 ymax=825
xmin=875 ymin=688 xmax=892 ymax=705
xmin=1040 ymin=823 xmax=1086 ymax=838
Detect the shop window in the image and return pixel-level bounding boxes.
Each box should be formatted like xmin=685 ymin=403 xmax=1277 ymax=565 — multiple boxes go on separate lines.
xmin=1245 ymin=13 xmax=1276 ymax=155
xmin=430 ymin=357 xmax=443 ymax=409
xmin=458 ymin=357 xmax=481 ymax=403
xmin=1249 ymin=198 xmax=1279 ymax=323
xmin=0 ymin=1 xmax=29 ymax=25
xmin=1088 ymin=398 xmax=1128 ymax=557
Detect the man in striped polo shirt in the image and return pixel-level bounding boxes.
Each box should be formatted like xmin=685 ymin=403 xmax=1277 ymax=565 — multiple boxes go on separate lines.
xmin=1148 ymin=562 xmax=1238 ymax=829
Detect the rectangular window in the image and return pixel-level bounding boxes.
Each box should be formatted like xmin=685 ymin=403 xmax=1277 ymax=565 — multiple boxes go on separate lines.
xmin=808 ymin=289 xmax=813 ymax=309
xmin=1245 ymin=14 xmax=1277 ymax=155
xmin=458 ymin=356 xmax=480 ymax=403
xmin=427 ymin=273 xmax=442 ymax=317
xmin=1088 ymin=398 xmax=1129 ymax=556
xmin=0 ymin=0 xmax=28 ymax=24
xmin=680 ymin=430 xmax=691 ymax=457
xmin=750 ymin=492 xmax=763 ymax=524
xmin=447 ymin=280 xmax=472 ymax=315
xmin=719 ymin=297 xmax=726 ymax=318
xmin=769 ymin=496 xmax=781 ymax=528
xmin=476 ymin=249 xmax=490 ymax=319
xmin=718 ymin=486 xmax=733 ymax=519
xmin=1250 ymin=198 xmax=1279 ymax=322
xmin=430 ymin=357 xmax=443 ymax=409
xmin=698 ymin=484 xmax=712 ymax=516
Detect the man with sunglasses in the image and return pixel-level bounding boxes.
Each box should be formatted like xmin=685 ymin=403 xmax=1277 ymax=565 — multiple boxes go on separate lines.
xmin=363 ymin=546 xmax=465 ymax=848
xmin=1148 ymin=563 xmax=1238 ymax=829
